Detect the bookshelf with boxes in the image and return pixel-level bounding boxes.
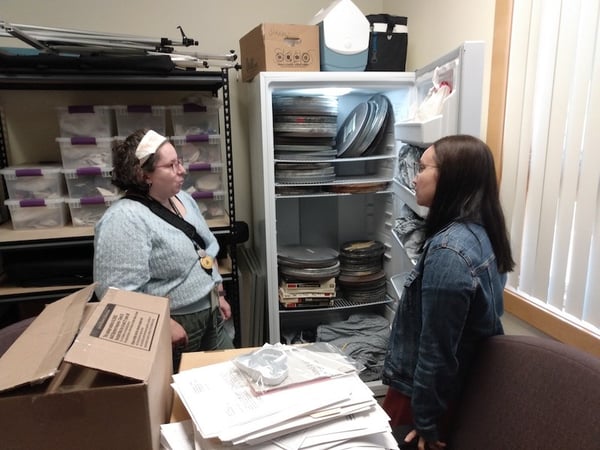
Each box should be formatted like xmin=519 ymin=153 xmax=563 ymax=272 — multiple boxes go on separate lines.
xmin=0 ymin=70 xmax=238 ymax=335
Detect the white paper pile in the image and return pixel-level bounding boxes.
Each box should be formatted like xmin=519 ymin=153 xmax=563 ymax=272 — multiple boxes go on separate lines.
xmin=166 ymin=345 xmax=398 ymax=449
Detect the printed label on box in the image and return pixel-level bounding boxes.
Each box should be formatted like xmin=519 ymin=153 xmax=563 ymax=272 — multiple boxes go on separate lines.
xmin=90 ymin=303 xmax=158 ymax=351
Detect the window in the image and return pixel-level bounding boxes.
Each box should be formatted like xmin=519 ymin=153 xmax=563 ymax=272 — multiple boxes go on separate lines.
xmin=491 ymin=0 xmax=600 ymax=349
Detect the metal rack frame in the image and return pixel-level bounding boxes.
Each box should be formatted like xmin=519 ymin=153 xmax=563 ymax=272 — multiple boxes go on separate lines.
xmin=0 ymin=67 xmax=240 ymax=345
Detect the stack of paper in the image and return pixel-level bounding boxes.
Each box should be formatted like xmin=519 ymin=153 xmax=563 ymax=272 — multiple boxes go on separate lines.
xmin=167 ymin=345 xmax=398 ymax=449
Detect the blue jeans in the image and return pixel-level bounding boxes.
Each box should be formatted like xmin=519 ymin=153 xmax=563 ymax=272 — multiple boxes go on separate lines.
xmin=171 ymin=307 xmax=234 ymax=372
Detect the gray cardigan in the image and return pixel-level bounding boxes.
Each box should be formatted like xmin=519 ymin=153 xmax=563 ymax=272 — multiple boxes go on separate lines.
xmin=93 ymin=190 xmax=222 ymax=313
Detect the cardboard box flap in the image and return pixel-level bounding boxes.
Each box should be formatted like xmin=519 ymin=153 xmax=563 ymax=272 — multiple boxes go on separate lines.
xmin=0 ymin=284 xmax=96 ymax=392
xmin=64 ymin=287 xmax=169 ymax=383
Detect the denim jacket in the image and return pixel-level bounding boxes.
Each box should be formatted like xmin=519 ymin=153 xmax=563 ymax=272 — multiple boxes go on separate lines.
xmin=382 ymin=221 xmax=506 ymax=442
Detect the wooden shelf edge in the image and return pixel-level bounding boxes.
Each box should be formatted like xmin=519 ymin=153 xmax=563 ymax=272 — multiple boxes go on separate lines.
xmin=504 ymin=289 xmax=600 ymax=358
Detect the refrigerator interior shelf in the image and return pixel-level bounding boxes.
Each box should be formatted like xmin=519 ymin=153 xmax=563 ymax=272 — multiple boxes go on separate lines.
xmin=275 ymin=175 xmax=394 ymax=187
xmin=275 ymin=189 xmax=392 ymax=199
xmin=279 ymin=296 xmax=393 ymax=314
xmin=274 ymin=153 xmax=397 ymax=164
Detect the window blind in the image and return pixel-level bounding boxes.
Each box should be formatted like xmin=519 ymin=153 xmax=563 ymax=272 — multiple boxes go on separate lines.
xmin=500 ymin=0 xmax=600 ymax=333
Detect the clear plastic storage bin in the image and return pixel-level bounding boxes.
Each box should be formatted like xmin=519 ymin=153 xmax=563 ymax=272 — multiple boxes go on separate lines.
xmin=56 ymin=137 xmax=114 ymax=169
xmin=182 ymin=162 xmax=223 ymax=194
xmin=171 ymin=134 xmax=222 ymax=164
xmin=4 ymin=198 xmax=68 ymax=230
xmin=62 ymin=166 xmax=118 ymax=198
xmin=0 ymin=166 xmax=65 ymax=199
xmin=191 ymin=190 xmax=227 ymax=219
xmin=114 ymin=105 xmax=167 ymax=137
xmin=56 ymin=105 xmax=113 ymax=138
xmin=168 ymin=103 xmax=220 ymax=136
xmin=65 ymin=196 xmax=119 ymax=227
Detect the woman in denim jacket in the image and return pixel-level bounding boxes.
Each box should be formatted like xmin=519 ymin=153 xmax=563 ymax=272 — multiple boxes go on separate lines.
xmin=381 ymin=135 xmax=514 ymax=449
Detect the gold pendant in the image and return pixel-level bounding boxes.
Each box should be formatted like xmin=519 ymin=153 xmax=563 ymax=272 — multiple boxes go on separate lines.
xmin=200 ymin=255 xmax=214 ymax=270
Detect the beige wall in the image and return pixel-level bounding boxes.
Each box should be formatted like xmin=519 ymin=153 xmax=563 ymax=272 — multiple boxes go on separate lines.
xmin=1 ymin=0 xmax=495 ymax=230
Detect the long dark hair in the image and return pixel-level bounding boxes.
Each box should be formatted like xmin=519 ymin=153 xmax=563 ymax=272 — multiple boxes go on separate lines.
xmin=425 ymin=134 xmax=515 ymax=273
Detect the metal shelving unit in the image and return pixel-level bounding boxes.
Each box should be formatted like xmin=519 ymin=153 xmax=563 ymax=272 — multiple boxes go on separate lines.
xmin=0 ymin=67 xmax=240 ymax=344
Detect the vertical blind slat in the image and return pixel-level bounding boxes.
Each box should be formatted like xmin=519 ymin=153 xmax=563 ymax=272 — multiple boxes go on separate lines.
xmin=530 ymin=0 xmax=566 ymax=301
xmin=503 ymin=0 xmax=600 ymax=331
xmin=518 ymin=0 xmax=549 ymax=293
xmin=545 ymin=0 xmax=584 ymax=308
xmin=501 ymin=0 xmax=536 ymax=288
xmin=564 ymin=23 xmax=600 ymax=321
xmin=549 ymin=1 xmax=598 ymax=310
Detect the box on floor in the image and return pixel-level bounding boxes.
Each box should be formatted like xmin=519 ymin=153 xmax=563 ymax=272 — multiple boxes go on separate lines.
xmin=0 ymin=284 xmax=173 ymax=450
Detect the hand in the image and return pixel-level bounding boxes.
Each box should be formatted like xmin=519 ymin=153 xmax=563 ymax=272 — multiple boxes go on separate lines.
xmin=219 ymin=295 xmax=232 ymax=320
xmin=404 ymin=429 xmax=446 ymax=450
xmin=170 ymin=318 xmax=188 ymax=348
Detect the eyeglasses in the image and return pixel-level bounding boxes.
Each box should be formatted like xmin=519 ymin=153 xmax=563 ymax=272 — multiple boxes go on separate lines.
xmin=155 ymin=158 xmax=184 ymax=172
xmin=414 ymin=162 xmax=438 ymax=173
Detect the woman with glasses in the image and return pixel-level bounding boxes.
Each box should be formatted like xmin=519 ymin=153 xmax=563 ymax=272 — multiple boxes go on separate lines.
xmin=382 ymin=135 xmax=515 ymax=450
xmin=94 ymin=129 xmax=234 ymax=372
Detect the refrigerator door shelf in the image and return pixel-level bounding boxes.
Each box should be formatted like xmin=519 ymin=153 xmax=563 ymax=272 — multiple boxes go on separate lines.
xmin=395 ymin=115 xmax=444 ymax=147
xmin=392 ymin=178 xmax=428 ymax=219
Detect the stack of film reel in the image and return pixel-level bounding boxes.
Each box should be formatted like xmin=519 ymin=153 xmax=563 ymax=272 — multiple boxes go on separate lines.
xmin=277 ymin=245 xmax=340 ymax=309
xmin=337 ymin=240 xmax=386 ymax=303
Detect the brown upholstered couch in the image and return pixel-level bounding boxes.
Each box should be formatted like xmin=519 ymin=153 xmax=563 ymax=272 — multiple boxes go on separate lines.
xmin=448 ymin=335 xmax=600 ymax=449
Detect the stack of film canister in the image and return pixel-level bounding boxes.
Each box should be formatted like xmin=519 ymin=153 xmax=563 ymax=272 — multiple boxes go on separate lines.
xmin=337 ymin=240 xmax=386 ymax=303
xmin=277 ymin=245 xmax=340 ymax=309
xmin=272 ymin=95 xmax=338 ymax=195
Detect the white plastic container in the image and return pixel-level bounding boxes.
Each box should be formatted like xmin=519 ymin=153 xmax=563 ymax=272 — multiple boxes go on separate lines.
xmin=182 ymin=162 xmax=223 ymax=194
xmin=4 ymin=198 xmax=68 ymax=230
xmin=309 ymin=0 xmax=370 ymax=71
xmin=62 ymin=166 xmax=118 ymax=198
xmin=191 ymin=190 xmax=227 ymax=219
xmin=114 ymin=105 xmax=167 ymax=137
xmin=56 ymin=137 xmax=114 ymax=169
xmin=168 ymin=103 xmax=220 ymax=136
xmin=171 ymin=134 xmax=222 ymax=164
xmin=56 ymin=105 xmax=113 ymax=138
xmin=0 ymin=165 xmax=65 ymax=199
xmin=65 ymin=196 xmax=119 ymax=227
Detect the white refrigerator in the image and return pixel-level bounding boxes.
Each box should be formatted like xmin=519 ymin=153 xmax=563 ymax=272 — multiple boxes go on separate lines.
xmin=247 ymin=41 xmax=485 ymax=347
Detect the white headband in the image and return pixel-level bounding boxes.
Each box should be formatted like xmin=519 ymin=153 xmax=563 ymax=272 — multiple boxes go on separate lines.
xmin=135 ymin=130 xmax=168 ymax=165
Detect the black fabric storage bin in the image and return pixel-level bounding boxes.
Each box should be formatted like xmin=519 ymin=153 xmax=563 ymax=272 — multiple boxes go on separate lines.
xmin=365 ymin=14 xmax=408 ymax=72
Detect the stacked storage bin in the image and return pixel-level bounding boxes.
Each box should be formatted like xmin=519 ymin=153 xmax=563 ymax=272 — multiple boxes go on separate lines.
xmin=169 ymin=103 xmax=227 ymax=219
xmin=114 ymin=104 xmax=167 ymax=137
xmin=55 ymin=105 xmax=120 ymax=227
xmin=0 ymin=165 xmax=68 ymax=229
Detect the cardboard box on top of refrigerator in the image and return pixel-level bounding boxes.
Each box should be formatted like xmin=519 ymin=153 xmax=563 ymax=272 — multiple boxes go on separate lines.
xmin=239 ymin=23 xmax=320 ymax=82
xmin=0 ymin=284 xmax=173 ymax=450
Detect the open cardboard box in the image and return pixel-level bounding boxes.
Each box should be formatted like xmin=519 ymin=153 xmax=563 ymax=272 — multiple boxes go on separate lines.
xmin=0 ymin=284 xmax=173 ymax=450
